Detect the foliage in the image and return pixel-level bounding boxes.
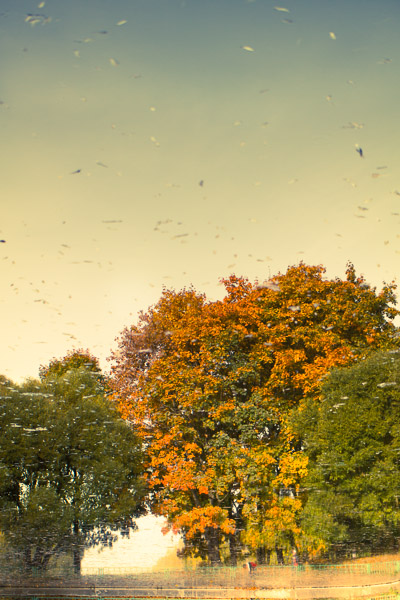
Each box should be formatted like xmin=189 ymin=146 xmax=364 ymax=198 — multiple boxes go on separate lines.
xmin=0 ymin=360 xmax=145 ymax=573
xmin=292 ymin=349 xmax=400 ymax=557
xmin=110 ymin=262 xmax=398 ymax=563
xmin=39 ymin=349 xmax=102 ymax=381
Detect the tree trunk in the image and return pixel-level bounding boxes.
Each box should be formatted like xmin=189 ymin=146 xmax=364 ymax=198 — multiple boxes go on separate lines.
xmin=228 ymin=533 xmax=240 ymax=566
xmin=205 ymin=527 xmax=221 ymax=564
xmin=32 ymin=546 xmax=51 ymax=572
xmin=256 ymin=546 xmax=271 ymax=565
xmin=73 ymin=520 xmax=82 ymax=575
xmin=23 ymin=547 xmax=32 ymax=573
xmin=275 ymin=546 xmax=284 ymax=565
xmin=73 ymin=546 xmax=81 ymax=575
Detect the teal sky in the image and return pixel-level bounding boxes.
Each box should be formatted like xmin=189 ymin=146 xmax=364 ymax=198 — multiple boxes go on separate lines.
xmin=2 ymin=0 xmax=400 ymax=382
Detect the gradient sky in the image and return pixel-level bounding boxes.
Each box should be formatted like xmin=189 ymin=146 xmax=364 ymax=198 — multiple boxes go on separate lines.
xmin=81 ymin=514 xmax=180 ymax=572
xmin=2 ymin=0 xmax=400 ymax=383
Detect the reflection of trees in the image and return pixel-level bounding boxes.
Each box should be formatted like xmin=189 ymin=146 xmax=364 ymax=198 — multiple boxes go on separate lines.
xmin=294 ymin=349 xmax=400 ymax=559
xmin=110 ymin=262 xmax=398 ymax=565
xmin=0 ymin=355 xmax=146 ymax=574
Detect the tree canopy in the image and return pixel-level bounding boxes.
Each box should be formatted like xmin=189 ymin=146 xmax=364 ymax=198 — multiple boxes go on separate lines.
xmin=110 ymin=262 xmax=398 ymax=563
xmin=39 ymin=348 xmax=102 ymax=381
xmin=293 ymin=348 xmax=400 ymax=558
xmin=0 ymin=355 xmax=146 ymax=573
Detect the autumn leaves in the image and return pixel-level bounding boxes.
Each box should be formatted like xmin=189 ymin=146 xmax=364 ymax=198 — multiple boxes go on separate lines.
xmin=110 ymin=262 xmax=398 ymax=563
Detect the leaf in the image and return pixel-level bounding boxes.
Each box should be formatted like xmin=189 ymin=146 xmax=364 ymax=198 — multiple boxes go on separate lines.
xmin=111 ymin=262 xmax=399 ymax=562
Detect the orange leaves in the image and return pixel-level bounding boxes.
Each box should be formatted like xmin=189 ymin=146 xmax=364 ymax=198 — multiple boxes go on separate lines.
xmin=149 ymin=435 xmax=204 ymax=492
xmin=299 ymin=346 xmax=354 ymax=395
xmin=220 ymin=274 xmax=253 ymax=302
xmin=268 ymin=348 xmax=307 ymax=389
xmin=173 ymin=506 xmax=236 ymax=539
xmin=272 ymin=451 xmax=309 ymax=490
xmin=110 ymin=262 xmax=399 ymax=561
xmin=252 ymin=447 xmax=276 ymax=469
xmin=209 ymin=397 xmax=236 ymax=421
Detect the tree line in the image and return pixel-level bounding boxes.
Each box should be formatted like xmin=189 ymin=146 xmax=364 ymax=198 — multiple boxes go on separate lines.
xmin=1 ymin=262 xmax=399 ymax=572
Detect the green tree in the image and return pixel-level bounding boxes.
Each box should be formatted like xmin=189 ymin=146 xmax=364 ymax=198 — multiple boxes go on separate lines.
xmin=39 ymin=348 xmax=102 ymax=380
xmin=111 ymin=263 xmax=398 ymax=564
xmin=293 ymin=348 xmax=400 ymax=558
xmin=0 ymin=361 xmax=146 ymax=574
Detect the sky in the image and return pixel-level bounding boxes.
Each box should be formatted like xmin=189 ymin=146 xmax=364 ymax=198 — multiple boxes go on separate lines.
xmin=81 ymin=514 xmax=181 ymax=572
xmin=2 ymin=0 xmax=400 ymax=384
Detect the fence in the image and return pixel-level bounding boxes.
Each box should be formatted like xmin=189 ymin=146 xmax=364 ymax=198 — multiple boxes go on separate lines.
xmin=2 ymin=559 xmax=400 ymax=578
xmin=80 ymin=559 xmax=400 ymax=576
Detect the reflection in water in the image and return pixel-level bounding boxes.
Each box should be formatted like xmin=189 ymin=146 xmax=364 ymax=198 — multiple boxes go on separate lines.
xmin=82 ymin=515 xmax=181 ymax=572
xmin=1 ymin=0 xmax=400 ymax=589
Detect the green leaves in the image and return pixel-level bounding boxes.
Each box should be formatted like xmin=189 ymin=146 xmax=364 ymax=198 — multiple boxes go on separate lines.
xmin=0 ymin=359 xmax=145 ymax=573
xmin=295 ymin=349 xmax=400 ymax=556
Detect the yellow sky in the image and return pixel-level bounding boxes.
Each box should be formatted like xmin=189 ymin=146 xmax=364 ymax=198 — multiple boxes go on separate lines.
xmin=1 ymin=0 xmax=400 ymax=382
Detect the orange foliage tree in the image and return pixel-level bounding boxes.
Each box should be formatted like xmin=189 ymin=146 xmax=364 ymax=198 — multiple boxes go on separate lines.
xmin=110 ymin=263 xmax=398 ymax=564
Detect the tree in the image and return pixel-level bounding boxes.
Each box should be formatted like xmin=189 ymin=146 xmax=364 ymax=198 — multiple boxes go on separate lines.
xmin=39 ymin=348 xmax=102 ymax=380
xmin=0 ymin=358 xmax=146 ymax=574
xmin=110 ymin=263 xmax=398 ymax=563
xmin=292 ymin=348 xmax=400 ymax=558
